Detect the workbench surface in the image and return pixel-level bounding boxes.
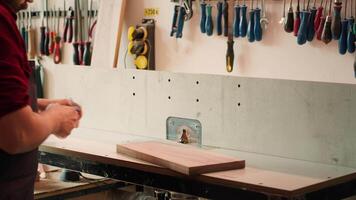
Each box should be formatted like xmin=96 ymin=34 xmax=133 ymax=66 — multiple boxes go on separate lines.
xmin=39 ymin=128 xmax=356 ymax=199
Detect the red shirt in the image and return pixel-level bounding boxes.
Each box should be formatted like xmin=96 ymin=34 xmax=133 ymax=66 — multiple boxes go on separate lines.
xmin=0 ymin=1 xmax=31 ymax=119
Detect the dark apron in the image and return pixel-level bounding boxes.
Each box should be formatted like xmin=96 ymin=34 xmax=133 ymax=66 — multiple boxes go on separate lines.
xmin=0 ymin=61 xmax=39 ymax=200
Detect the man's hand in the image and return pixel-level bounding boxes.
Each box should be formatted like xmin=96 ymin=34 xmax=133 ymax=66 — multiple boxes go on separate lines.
xmin=45 ymin=103 xmax=81 ymax=139
xmin=38 ymin=99 xmax=82 ymax=119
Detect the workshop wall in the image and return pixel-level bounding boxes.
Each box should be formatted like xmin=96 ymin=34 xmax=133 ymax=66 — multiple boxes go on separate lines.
xmin=119 ymin=0 xmax=356 ymax=84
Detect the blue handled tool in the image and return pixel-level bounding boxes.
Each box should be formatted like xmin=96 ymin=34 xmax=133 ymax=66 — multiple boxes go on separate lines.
xmin=254 ymin=0 xmax=262 ymax=41
xmin=338 ymin=0 xmax=348 ymax=54
xmin=297 ymin=0 xmax=311 ymax=45
xmin=200 ymin=1 xmax=207 ymax=33
xmin=347 ymin=0 xmax=355 ymax=53
xmin=217 ymin=1 xmax=223 ymax=35
xmin=176 ymin=6 xmax=186 ymax=38
xmin=233 ymin=2 xmax=241 ymax=37
xmin=306 ymin=0 xmax=317 ymax=41
xmin=239 ymin=0 xmax=248 ymax=37
xmin=206 ymin=3 xmax=214 ymax=36
xmin=247 ymin=0 xmax=255 ymax=42
xmin=170 ymin=5 xmax=179 ymax=37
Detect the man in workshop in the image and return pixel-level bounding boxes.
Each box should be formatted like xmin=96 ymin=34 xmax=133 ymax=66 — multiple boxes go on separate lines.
xmin=0 ymin=0 xmax=82 ymax=199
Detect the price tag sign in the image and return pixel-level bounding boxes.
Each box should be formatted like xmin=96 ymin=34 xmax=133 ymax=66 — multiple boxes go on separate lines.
xmin=144 ymin=8 xmax=160 ymax=17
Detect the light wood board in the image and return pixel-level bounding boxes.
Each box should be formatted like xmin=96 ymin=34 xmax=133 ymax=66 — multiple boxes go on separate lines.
xmin=116 ymin=141 xmax=245 ymax=175
xmin=91 ymin=0 xmax=126 ymax=68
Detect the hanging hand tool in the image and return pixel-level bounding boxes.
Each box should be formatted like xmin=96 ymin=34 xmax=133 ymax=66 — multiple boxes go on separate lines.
xmin=354 ymin=0 xmax=356 ymax=34
xmin=40 ymin=0 xmax=46 ymax=55
xmin=217 ymin=1 xmax=223 ymax=35
xmin=260 ymin=0 xmax=269 ymax=29
xmin=247 ymin=0 xmax=255 ymax=42
xmin=20 ymin=12 xmax=28 ymax=52
xmin=206 ymin=3 xmax=214 ymax=36
xmin=321 ymin=0 xmax=333 ymax=44
xmin=223 ymin=0 xmax=229 ymax=36
xmin=285 ymin=0 xmax=294 ymax=32
xmin=64 ymin=7 xmax=74 ymax=43
xmin=314 ymin=0 xmax=324 ymax=31
xmin=297 ymin=0 xmax=311 ymax=45
xmin=54 ymin=8 xmax=62 ymax=64
xmin=233 ymin=1 xmax=241 ymax=37
xmin=44 ymin=0 xmax=50 ymax=56
xmin=200 ymin=1 xmax=207 ymax=33
xmin=316 ymin=0 xmax=327 ymax=40
xmin=183 ymin=0 xmax=193 ymax=20
xmin=226 ymin=0 xmax=235 ymax=73
xmin=176 ymin=5 xmax=187 ymax=38
xmin=331 ymin=0 xmax=342 ymax=40
xmin=338 ymin=0 xmax=348 ymax=54
xmin=239 ymin=0 xmax=248 ymax=37
xmin=294 ymin=0 xmax=301 ymax=36
xmin=28 ymin=7 xmax=36 ymax=59
xmin=280 ymin=0 xmax=287 ymax=25
xmin=73 ymin=0 xmax=81 ymax=65
xmin=306 ymin=0 xmax=317 ymax=41
xmin=347 ymin=0 xmax=355 ymax=53
xmin=49 ymin=8 xmax=55 ymax=55
xmin=254 ymin=0 xmax=262 ymax=41
xmin=170 ymin=5 xmax=179 ymax=37
xmin=83 ymin=0 xmax=92 ymax=66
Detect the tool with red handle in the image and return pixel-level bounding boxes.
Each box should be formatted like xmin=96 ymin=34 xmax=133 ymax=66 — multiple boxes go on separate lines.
xmin=314 ymin=0 xmax=324 ymax=31
xmin=54 ymin=8 xmax=62 ymax=64
xmin=63 ymin=7 xmax=74 ymax=43
xmin=294 ymin=0 xmax=301 ymax=36
xmin=316 ymin=0 xmax=327 ymax=40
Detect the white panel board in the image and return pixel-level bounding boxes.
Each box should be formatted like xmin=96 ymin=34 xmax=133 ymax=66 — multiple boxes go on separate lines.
xmin=43 ymin=65 xmax=356 ymax=168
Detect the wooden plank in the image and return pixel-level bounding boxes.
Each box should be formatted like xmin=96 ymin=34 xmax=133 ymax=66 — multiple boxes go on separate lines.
xmin=91 ymin=0 xmax=126 ymax=68
xmin=116 ymin=141 xmax=245 ymax=175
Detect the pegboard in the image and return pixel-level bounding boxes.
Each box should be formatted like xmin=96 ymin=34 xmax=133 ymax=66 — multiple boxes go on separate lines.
xmin=44 ymin=64 xmax=356 ymax=168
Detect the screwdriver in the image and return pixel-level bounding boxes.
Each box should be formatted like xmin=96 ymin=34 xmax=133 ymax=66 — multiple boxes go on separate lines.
xmin=54 ymin=8 xmax=62 ymax=64
xmin=28 ymin=7 xmax=36 ymax=59
xmin=239 ymin=0 xmax=248 ymax=37
xmin=176 ymin=6 xmax=186 ymax=38
xmin=217 ymin=1 xmax=223 ymax=35
xmin=321 ymin=0 xmax=333 ymax=44
xmin=40 ymin=0 xmax=46 ymax=55
xmin=247 ymin=0 xmax=255 ymax=42
xmin=339 ymin=0 xmax=348 ymax=54
xmin=331 ymin=0 xmax=342 ymax=40
xmin=73 ymin=0 xmax=81 ymax=65
xmin=316 ymin=0 xmax=327 ymax=40
xmin=223 ymin=0 xmax=229 ymax=36
xmin=226 ymin=0 xmax=235 ymax=73
xmin=206 ymin=3 xmax=214 ymax=36
xmin=233 ymin=1 xmax=241 ymax=37
xmin=314 ymin=0 xmax=324 ymax=31
xmin=280 ymin=0 xmax=287 ymax=25
xmin=49 ymin=9 xmax=55 ymax=55
xmin=294 ymin=0 xmax=301 ymax=36
xmin=83 ymin=0 xmax=93 ymax=66
xmin=347 ymin=0 xmax=355 ymax=53
xmin=44 ymin=0 xmax=50 ymax=56
xmin=306 ymin=0 xmax=317 ymax=41
xmin=297 ymin=0 xmax=311 ymax=45
xmin=285 ymin=0 xmax=294 ymax=33
xmin=254 ymin=0 xmax=262 ymax=41
xmin=200 ymin=1 xmax=207 ymax=33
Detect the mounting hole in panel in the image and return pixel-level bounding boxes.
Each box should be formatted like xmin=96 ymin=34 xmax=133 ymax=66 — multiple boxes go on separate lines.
xmin=168 ymin=96 xmax=171 ymax=100
xmin=168 ymin=78 xmax=171 ymax=82
xmin=133 ymin=76 xmax=136 ymax=80
xmin=196 ymin=99 xmax=199 ymax=103
xmin=238 ymin=102 xmax=241 ymax=107
xmin=196 ymin=81 xmax=199 ymax=85
xmin=238 ymin=84 xmax=241 ymax=88
xmin=133 ymin=92 xmax=136 ymax=96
